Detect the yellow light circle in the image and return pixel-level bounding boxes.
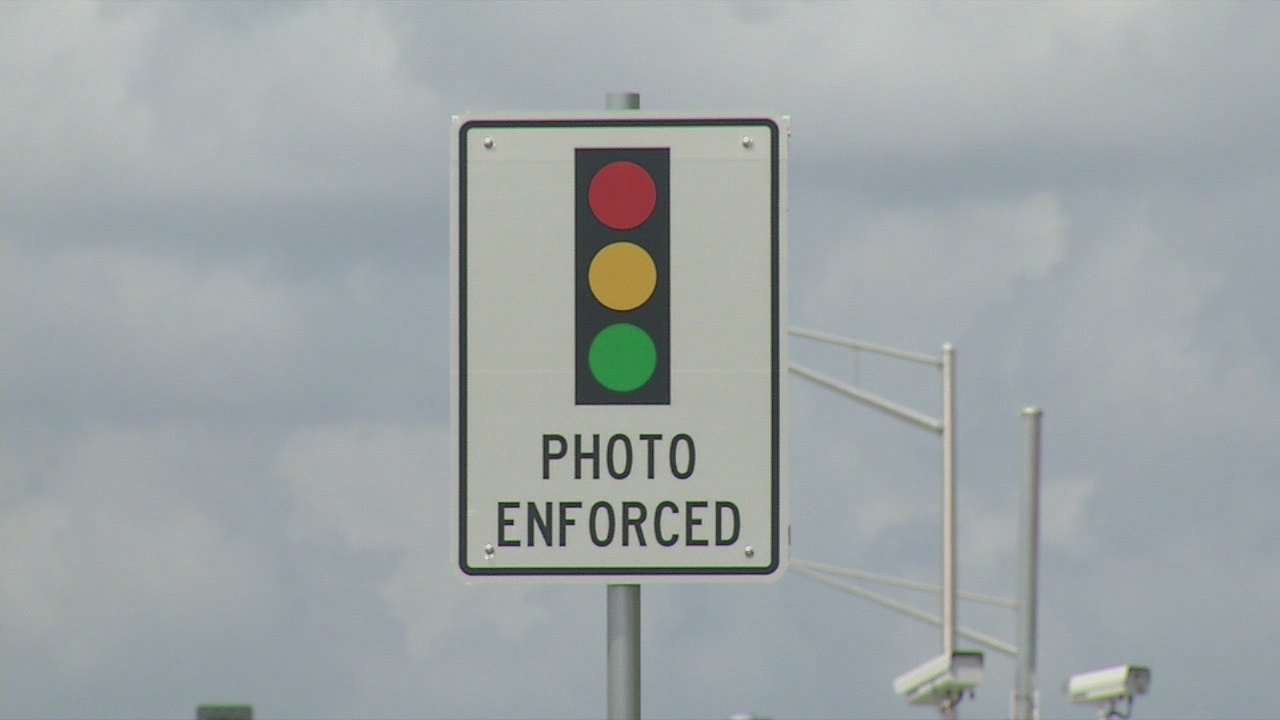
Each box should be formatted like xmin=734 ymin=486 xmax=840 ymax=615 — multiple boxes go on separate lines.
xmin=589 ymin=242 xmax=657 ymax=312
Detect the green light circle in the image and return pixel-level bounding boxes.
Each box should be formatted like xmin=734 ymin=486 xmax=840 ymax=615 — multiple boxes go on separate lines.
xmin=588 ymin=324 xmax=657 ymax=393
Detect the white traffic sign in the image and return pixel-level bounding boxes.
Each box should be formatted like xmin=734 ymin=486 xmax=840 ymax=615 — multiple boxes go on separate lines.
xmin=451 ymin=112 xmax=788 ymax=581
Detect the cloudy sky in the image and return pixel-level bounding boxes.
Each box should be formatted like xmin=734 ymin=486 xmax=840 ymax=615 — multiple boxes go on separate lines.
xmin=4 ymin=2 xmax=1280 ymax=718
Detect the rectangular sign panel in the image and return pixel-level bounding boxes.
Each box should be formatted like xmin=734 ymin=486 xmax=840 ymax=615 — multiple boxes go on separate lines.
xmin=451 ymin=113 xmax=788 ymax=581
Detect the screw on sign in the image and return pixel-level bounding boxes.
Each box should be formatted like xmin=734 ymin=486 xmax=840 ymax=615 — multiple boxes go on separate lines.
xmin=575 ymin=149 xmax=671 ymax=405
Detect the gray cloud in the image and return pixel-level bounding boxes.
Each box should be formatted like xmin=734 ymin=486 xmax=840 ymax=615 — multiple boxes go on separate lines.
xmin=3 ymin=1 xmax=1280 ymax=719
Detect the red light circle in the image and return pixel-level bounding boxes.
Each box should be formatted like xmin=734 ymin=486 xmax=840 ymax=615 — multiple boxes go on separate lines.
xmin=588 ymin=161 xmax=657 ymax=230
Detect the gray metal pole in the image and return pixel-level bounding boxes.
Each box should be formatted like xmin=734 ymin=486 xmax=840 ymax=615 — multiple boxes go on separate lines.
xmin=941 ymin=344 xmax=957 ymax=657
xmin=606 ymin=91 xmax=640 ymax=111
xmin=605 ymin=89 xmax=641 ymax=720
xmin=608 ymin=583 xmax=642 ymax=720
xmin=1012 ymin=408 xmax=1042 ymax=720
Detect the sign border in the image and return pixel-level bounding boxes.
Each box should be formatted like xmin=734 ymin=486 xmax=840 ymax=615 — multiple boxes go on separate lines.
xmin=455 ymin=116 xmax=784 ymax=578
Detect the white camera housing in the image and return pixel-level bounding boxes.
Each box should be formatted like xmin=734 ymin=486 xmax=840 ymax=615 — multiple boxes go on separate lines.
xmin=1067 ymin=665 xmax=1151 ymax=704
xmin=893 ymin=650 xmax=985 ymax=706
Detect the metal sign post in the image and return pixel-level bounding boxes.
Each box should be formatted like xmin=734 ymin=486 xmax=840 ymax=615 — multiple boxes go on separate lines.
xmin=606 ymin=90 xmax=642 ymax=720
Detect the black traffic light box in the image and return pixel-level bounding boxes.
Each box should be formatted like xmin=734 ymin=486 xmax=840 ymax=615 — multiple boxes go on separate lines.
xmin=575 ymin=148 xmax=671 ymax=405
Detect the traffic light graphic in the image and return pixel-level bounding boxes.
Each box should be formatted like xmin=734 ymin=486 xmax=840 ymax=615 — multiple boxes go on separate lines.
xmin=576 ymin=148 xmax=670 ymax=405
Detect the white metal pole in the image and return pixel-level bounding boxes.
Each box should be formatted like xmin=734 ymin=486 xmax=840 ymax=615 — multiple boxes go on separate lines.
xmin=605 ymin=89 xmax=642 ymax=720
xmin=788 ymin=363 xmax=943 ymax=433
xmin=1012 ymin=407 xmax=1042 ymax=720
xmin=941 ymin=344 xmax=957 ymax=657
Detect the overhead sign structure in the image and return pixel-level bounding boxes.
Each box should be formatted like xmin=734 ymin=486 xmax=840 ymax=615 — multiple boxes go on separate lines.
xmin=451 ymin=112 xmax=788 ymax=581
